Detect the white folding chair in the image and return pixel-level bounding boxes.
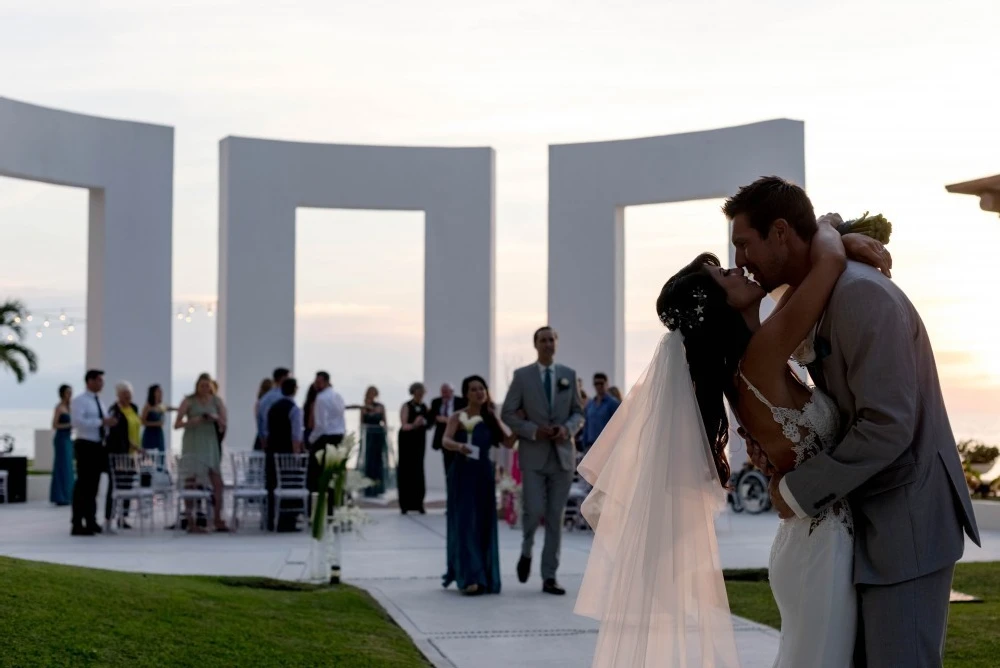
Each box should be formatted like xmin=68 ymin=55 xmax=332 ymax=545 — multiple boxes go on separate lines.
xmin=138 ymin=450 xmax=173 ymax=527
xmin=108 ymin=453 xmax=155 ymax=533
xmin=273 ymin=453 xmax=309 ymax=531
xmin=0 ymin=469 xmax=7 ymax=504
xmin=231 ymin=451 xmax=267 ymax=531
xmin=175 ymin=454 xmax=213 ymax=532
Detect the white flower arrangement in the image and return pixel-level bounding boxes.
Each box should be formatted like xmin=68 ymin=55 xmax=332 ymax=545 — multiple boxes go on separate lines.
xmin=458 ymin=411 xmax=483 ymax=434
xmin=344 ymin=469 xmax=377 ymax=494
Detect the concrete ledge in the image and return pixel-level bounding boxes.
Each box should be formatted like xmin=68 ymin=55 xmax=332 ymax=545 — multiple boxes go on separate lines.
xmin=27 ymin=474 xmax=51 ymax=503
xmin=973 ymin=500 xmax=1000 ymax=531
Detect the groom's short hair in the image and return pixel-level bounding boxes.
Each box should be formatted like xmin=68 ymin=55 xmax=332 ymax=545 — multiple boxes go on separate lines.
xmin=533 ymin=326 xmax=557 ymax=343
xmin=722 ymin=176 xmax=817 ymax=241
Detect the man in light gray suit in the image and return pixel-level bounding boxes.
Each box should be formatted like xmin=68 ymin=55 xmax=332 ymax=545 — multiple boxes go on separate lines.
xmin=730 ymin=177 xmax=980 ymax=667
xmin=502 ymin=326 xmax=585 ymax=595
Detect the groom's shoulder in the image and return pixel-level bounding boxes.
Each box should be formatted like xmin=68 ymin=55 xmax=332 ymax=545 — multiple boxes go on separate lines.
xmin=833 ymin=261 xmax=914 ymax=312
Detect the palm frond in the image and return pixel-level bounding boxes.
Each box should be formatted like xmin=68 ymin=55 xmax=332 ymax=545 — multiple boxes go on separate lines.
xmin=0 ymin=341 xmax=39 ymax=383
xmin=0 ymin=299 xmax=28 ymax=339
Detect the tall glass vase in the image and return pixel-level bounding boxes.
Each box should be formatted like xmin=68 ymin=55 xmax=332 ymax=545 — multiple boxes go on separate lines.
xmin=326 ymin=517 xmax=343 ymax=584
xmin=307 ymin=537 xmax=328 ymax=584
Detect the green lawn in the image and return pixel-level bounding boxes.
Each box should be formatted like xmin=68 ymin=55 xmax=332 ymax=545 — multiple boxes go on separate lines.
xmin=725 ymin=563 xmax=1000 ymax=668
xmin=0 ymin=557 xmax=429 ymax=668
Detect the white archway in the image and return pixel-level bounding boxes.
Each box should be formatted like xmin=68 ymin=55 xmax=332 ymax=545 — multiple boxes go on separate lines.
xmin=0 ymin=97 xmax=174 ymax=399
xmin=217 ymin=137 xmax=496 ymax=491
xmin=547 ymin=119 xmax=806 ymax=387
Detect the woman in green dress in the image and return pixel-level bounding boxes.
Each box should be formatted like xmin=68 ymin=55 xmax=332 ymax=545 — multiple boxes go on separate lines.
xmin=174 ymin=373 xmax=229 ymax=532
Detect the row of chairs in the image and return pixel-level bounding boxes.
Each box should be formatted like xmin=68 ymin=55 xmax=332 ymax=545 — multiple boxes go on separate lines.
xmin=106 ymin=451 xmax=312 ymax=533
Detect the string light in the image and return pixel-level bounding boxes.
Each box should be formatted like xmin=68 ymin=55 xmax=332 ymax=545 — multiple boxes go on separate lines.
xmin=59 ymin=311 xmax=67 ymax=322
xmin=187 ymin=305 xmax=195 ymax=314
xmin=35 ymin=329 xmax=43 ymax=338
xmin=176 ymin=312 xmax=185 ymax=320
xmin=25 ymin=314 xmax=33 ymax=322
xmin=42 ymin=317 xmax=51 ymax=328
xmin=185 ymin=316 xmax=192 ymax=323
xmin=61 ymin=328 xmax=69 ymax=336
xmin=5 ymin=334 xmax=13 ymax=342
xmin=12 ymin=316 xmax=20 ymax=324
xmin=67 ymin=321 xmax=75 ymax=333
xmin=206 ymin=304 xmax=214 ymax=317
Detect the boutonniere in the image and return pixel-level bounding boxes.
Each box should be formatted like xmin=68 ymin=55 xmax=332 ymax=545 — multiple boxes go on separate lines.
xmin=557 ymin=377 xmax=571 ymax=391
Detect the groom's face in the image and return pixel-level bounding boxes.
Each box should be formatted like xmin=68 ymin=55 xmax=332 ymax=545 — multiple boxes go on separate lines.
xmin=731 ymin=214 xmax=787 ymax=292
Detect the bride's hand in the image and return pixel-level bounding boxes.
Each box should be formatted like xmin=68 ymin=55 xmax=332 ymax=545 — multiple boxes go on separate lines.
xmin=843 ymin=233 xmax=892 ymax=278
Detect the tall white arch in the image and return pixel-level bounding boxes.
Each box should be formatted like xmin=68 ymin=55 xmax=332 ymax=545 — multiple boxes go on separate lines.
xmin=548 ymin=119 xmax=806 ymax=388
xmin=217 ymin=137 xmax=496 ymax=488
xmin=0 ymin=97 xmax=174 ymax=400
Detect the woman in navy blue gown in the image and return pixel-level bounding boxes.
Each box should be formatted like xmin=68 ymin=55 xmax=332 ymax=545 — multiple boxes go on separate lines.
xmin=441 ymin=375 xmax=514 ymax=595
xmin=50 ymin=384 xmax=74 ymax=506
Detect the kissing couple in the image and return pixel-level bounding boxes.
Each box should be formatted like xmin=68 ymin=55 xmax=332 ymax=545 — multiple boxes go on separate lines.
xmin=574 ymin=176 xmax=979 ymax=667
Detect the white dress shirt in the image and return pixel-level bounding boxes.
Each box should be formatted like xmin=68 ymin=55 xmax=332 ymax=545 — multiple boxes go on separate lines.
xmin=309 ymin=386 xmax=347 ymax=444
xmin=71 ymin=391 xmax=109 ymax=443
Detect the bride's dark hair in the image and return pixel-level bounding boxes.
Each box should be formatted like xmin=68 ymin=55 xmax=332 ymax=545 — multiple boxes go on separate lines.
xmin=656 ymin=252 xmax=753 ymax=487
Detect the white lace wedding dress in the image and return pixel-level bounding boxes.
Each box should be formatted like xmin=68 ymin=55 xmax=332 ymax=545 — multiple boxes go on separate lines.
xmin=740 ymin=370 xmax=857 ymax=668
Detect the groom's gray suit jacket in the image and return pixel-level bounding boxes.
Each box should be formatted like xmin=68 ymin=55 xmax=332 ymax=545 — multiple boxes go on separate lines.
xmin=502 ymin=364 xmax=585 ymax=472
xmin=786 ymin=261 xmax=980 ymax=586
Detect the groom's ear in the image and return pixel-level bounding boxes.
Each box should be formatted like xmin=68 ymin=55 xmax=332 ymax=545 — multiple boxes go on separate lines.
xmin=771 ymin=218 xmax=789 ymax=242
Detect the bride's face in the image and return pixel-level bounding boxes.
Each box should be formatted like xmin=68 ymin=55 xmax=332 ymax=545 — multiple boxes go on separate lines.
xmin=707 ymin=265 xmax=765 ymax=311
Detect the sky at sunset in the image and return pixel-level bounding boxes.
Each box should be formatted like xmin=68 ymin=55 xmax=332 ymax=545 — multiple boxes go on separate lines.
xmin=2 ymin=0 xmax=999 ymax=441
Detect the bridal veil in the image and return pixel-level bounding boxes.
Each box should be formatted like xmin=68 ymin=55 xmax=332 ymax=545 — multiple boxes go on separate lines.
xmin=575 ymin=331 xmax=740 ymax=667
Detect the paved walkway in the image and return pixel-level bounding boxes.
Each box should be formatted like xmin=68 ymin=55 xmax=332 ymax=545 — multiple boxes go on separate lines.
xmin=1 ymin=500 xmax=996 ymax=667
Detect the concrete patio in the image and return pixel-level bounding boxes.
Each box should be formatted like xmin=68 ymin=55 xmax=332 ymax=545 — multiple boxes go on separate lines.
xmin=1 ymin=499 xmax=996 ymax=668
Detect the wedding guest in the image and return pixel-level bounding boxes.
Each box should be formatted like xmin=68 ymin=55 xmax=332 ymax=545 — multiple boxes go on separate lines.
xmin=174 ymin=373 xmax=229 ymax=533
xmin=397 ymin=382 xmax=429 ymax=514
xmin=252 ymin=378 xmax=274 ymax=449
xmin=608 ymin=386 xmax=623 ymax=402
xmin=501 ymin=326 xmax=585 ymax=595
xmin=256 ymin=367 xmax=290 ymax=450
xmin=577 ymin=377 xmax=588 ymax=405
xmin=50 ymin=384 xmax=74 ymax=506
xmin=356 ymin=386 xmax=388 ymax=498
xmin=106 ymin=381 xmax=141 ymax=530
xmin=266 ymin=377 xmax=304 ymax=531
xmin=580 ymin=373 xmax=621 ymax=453
xmin=70 ymin=369 xmax=116 ymax=536
xmin=430 ymin=383 xmax=466 ymax=477
xmin=441 ymin=375 xmax=514 ymax=595
xmin=302 ymin=381 xmax=319 ymax=445
xmin=307 ymin=371 xmax=346 ymax=508
xmin=141 ymin=384 xmax=168 ymax=452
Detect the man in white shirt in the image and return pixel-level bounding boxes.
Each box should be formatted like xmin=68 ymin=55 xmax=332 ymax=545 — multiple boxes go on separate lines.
xmin=70 ymin=369 xmax=117 ymax=536
xmin=307 ymin=371 xmax=347 ymax=507
xmin=309 ymin=371 xmax=346 ymax=448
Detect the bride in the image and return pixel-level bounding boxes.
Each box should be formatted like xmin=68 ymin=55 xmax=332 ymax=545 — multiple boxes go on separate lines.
xmin=574 ymin=214 xmax=890 ymax=667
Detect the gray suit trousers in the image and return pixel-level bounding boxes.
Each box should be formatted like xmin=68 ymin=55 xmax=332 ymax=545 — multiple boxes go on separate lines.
xmin=520 ymin=446 xmax=574 ymax=581
xmin=854 ymin=564 xmax=954 ymax=668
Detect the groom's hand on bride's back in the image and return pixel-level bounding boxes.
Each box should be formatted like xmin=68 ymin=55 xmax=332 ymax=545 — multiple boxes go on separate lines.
xmin=738 ymin=427 xmax=777 ymax=476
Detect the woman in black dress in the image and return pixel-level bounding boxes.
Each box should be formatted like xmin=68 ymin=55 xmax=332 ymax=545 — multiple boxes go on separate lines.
xmin=397 ymin=382 xmax=429 ymax=514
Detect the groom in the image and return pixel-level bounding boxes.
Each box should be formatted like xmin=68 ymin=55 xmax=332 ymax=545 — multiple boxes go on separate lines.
xmin=502 ymin=326 xmax=585 ymax=595
xmin=730 ymin=177 xmax=980 ymax=667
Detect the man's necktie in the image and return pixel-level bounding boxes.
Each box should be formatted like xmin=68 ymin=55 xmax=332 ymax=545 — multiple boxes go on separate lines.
xmin=544 ymin=368 xmax=553 ymax=407
xmin=96 ymin=395 xmax=106 ymax=441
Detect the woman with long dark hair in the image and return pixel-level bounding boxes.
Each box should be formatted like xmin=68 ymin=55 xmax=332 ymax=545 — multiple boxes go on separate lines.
xmin=441 ymin=374 xmax=514 ymax=595
xmin=141 ymin=384 xmax=168 ymax=452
